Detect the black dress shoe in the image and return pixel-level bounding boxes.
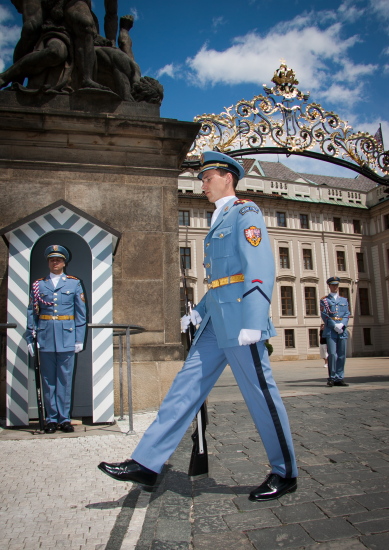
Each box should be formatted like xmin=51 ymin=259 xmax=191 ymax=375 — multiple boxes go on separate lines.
xmin=98 ymin=459 xmax=158 ymax=486
xmin=59 ymin=422 xmax=74 ymax=432
xmin=45 ymin=422 xmax=57 ymax=434
xmin=333 ymin=380 xmax=349 ymax=386
xmin=249 ymin=473 xmax=297 ymax=502
xmin=327 ymin=380 xmax=334 ymax=387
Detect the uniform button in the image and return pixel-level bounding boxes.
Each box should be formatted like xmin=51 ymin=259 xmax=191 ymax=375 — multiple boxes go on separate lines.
xmin=70 ymin=328 xmax=73 ymax=331
xmin=54 ymin=293 xmax=57 ymax=296
xmin=66 ymin=291 xmax=70 ymax=294
xmin=206 ymin=263 xmax=211 ymax=268
xmin=54 ymin=310 xmax=58 ymax=313
xmin=237 ymin=298 xmax=242 ymax=302
xmin=219 ymin=233 xmax=224 ymax=238
xmin=54 ymin=298 xmax=57 ymax=301
xmin=206 ymin=243 xmax=210 ymax=247
xmin=204 ymin=254 xmax=207 ymax=258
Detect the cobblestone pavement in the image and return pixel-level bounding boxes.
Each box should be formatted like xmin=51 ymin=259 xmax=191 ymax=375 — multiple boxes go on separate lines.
xmin=1 ymin=358 xmax=388 ymax=549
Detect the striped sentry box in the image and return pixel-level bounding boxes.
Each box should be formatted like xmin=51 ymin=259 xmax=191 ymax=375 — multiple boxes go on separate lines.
xmin=2 ymin=202 xmax=120 ymax=426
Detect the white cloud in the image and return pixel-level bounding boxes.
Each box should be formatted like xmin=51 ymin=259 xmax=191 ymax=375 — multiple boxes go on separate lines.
xmin=182 ymin=10 xmax=379 ymax=110
xmin=0 ymin=6 xmax=20 ymax=73
xmin=212 ymin=16 xmax=226 ymax=30
xmin=156 ymin=63 xmax=181 ymax=79
xmin=370 ymin=0 xmax=389 ymax=21
xmin=129 ymin=7 xmax=139 ymax=20
xmin=337 ymin=0 xmax=366 ymax=23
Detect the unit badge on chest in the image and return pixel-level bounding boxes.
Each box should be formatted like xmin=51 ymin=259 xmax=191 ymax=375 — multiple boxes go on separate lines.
xmin=244 ymin=226 xmax=262 ymax=246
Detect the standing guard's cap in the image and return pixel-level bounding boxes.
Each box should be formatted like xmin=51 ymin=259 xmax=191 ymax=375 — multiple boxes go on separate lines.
xmin=326 ymin=276 xmax=340 ymax=285
xmin=197 ymin=151 xmax=245 ymax=181
xmin=44 ymin=245 xmax=69 ymax=263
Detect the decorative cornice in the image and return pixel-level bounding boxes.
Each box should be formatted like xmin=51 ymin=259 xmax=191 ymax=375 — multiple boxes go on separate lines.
xmin=276 ymin=275 xmax=296 ymax=282
xmin=300 ymin=276 xmax=320 ymax=283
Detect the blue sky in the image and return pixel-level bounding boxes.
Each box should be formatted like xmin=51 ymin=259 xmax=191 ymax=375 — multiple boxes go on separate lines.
xmin=1 ymin=0 xmax=388 ymax=177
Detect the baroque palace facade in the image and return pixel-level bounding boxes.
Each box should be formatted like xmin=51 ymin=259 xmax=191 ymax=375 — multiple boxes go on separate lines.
xmin=178 ymin=158 xmax=389 ymax=360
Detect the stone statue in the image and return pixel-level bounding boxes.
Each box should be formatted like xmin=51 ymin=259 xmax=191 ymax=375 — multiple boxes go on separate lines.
xmin=0 ymin=0 xmax=163 ymax=105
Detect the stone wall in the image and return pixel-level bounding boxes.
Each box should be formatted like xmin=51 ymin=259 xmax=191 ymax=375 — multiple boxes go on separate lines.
xmin=0 ymin=92 xmax=200 ymax=416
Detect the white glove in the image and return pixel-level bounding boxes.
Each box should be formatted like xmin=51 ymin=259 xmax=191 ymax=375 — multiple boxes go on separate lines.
xmin=28 ymin=343 xmax=35 ymax=357
xmin=190 ymin=310 xmax=202 ymax=326
xmin=181 ymin=311 xmax=203 ymax=332
xmin=75 ymin=342 xmax=83 ymax=353
xmin=238 ymin=329 xmax=262 ymax=346
xmin=180 ymin=315 xmax=191 ymax=333
xmin=334 ymin=323 xmax=343 ymax=334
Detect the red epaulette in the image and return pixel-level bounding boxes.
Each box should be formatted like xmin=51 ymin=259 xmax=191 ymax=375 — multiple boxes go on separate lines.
xmin=66 ymin=275 xmax=79 ymax=280
xmin=234 ymin=199 xmax=253 ymax=205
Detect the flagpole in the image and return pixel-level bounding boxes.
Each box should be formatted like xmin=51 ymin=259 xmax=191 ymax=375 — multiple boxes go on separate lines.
xmin=380 ymin=123 xmax=385 ymax=150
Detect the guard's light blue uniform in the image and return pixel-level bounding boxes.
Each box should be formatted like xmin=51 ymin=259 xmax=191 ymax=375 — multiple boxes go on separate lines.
xmin=25 ymin=275 xmax=87 ymax=423
xmin=132 ymin=197 xmax=298 ymax=479
xmin=320 ymin=293 xmax=350 ymax=382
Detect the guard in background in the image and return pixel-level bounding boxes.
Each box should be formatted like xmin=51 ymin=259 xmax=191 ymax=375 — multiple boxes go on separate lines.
xmin=25 ymin=245 xmax=87 ymax=433
xmin=320 ymin=276 xmax=350 ymax=387
xmin=99 ymin=152 xmax=298 ymax=502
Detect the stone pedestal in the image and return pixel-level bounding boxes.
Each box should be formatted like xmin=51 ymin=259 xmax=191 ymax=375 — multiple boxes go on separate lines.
xmin=0 ymin=92 xmax=200 ymax=415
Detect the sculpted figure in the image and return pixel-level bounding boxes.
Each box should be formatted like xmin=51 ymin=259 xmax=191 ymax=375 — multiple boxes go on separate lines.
xmin=11 ymin=0 xmax=43 ymax=63
xmin=104 ymin=0 xmax=118 ymax=47
xmin=0 ymin=1 xmax=163 ymax=104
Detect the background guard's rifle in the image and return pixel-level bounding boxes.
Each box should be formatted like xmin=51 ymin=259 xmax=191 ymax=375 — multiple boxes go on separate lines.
xmin=33 ymin=336 xmax=45 ymax=434
xmin=180 ymin=257 xmax=208 ymax=480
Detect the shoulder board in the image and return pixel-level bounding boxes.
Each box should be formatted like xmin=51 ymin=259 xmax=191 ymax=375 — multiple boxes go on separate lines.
xmin=34 ymin=277 xmax=45 ymax=283
xmin=320 ymin=296 xmax=327 ymax=300
xmin=66 ymin=275 xmax=79 ymax=280
xmin=234 ymin=199 xmax=253 ymax=206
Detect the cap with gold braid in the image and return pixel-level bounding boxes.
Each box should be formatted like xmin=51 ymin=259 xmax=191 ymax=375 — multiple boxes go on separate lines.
xmin=197 ymin=151 xmax=245 ymax=181
xmin=44 ymin=245 xmax=69 ymax=263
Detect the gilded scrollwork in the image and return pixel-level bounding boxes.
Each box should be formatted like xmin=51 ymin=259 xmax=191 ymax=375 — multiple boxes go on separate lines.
xmin=188 ymin=62 xmax=388 ymax=182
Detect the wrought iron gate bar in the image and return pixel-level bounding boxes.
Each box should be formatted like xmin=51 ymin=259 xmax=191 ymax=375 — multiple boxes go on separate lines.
xmin=186 ymin=62 xmax=389 ymax=186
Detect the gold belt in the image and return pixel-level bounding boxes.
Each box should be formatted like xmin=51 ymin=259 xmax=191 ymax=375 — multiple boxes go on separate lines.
xmin=331 ymin=317 xmax=342 ymax=321
xmin=207 ymin=274 xmax=244 ymax=290
xmin=39 ymin=315 xmax=74 ymax=320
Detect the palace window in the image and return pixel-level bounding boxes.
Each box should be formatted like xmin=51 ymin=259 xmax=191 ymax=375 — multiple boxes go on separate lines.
xmin=279 ymin=247 xmax=290 ymax=269
xmin=353 ymin=220 xmax=361 ymax=234
xmin=180 ymin=247 xmax=191 ymax=270
xmin=337 ymin=250 xmax=346 ymax=271
xmin=359 ymin=288 xmax=370 ymax=315
xmin=356 ymin=252 xmax=365 ymax=273
xmin=206 ymin=211 xmax=213 ymax=227
xmin=277 ymin=212 xmax=287 ymax=227
xmin=305 ymin=287 xmax=318 ymax=315
xmin=363 ymin=328 xmax=372 ymax=346
xmin=333 ymin=217 xmax=342 ymax=232
xmin=179 ymin=210 xmax=190 ymax=226
xmin=303 ymin=249 xmax=313 ymax=270
xmin=285 ymin=329 xmax=295 ymax=348
xmin=300 ymin=214 xmax=309 ymax=229
xmin=309 ymin=329 xmax=319 ymax=347
xmin=281 ymin=286 xmax=294 ymax=316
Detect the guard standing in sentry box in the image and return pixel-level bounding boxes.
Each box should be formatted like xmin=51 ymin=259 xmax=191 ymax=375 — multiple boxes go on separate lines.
xmin=25 ymin=245 xmax=87 ymax=433
xmin=99 ymin=152 xmax=298 ymax=502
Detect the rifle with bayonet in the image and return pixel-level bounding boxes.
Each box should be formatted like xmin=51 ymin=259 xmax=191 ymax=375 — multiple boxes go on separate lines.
xmin=33 ymin=335 xmax=45 ymax=434
xmin=180 ymin=257 xmax=209 ymax=480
